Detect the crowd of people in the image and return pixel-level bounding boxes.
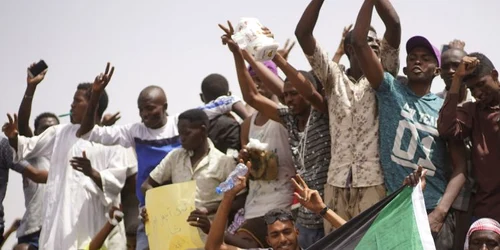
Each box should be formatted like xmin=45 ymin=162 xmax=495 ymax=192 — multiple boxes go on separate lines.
xmin=1 ymin=0 xmax=500 ymax=249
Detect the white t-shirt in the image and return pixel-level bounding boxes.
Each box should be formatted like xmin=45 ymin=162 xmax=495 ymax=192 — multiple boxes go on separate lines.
xmin=17 ymin=156 xmax=49 ymax=237
xmin=244 ymin=113 xmax=295 ymax=219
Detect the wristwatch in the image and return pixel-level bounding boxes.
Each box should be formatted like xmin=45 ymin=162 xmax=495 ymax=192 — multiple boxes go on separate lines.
xmin=319 ymin=206 xmax=329 ymax=216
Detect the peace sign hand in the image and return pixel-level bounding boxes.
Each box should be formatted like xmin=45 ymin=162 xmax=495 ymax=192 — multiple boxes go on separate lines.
xmin=92 ymin=62 xmax=115 ymax=94
xmin=218 ymin=21 xmax=241 ymax=54
xmin=277 ymin=39 xmax=296 ymax=61
xmin=2 ymin=113 xmax=19 ymax=139
xmin=291 ymin=174 xmax=326 ymax=214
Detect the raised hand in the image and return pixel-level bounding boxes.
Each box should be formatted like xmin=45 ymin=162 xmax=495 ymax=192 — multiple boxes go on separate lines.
xmin=187 ymin=207 xmax=211 ymax=234
xmin=218 ymin=21 xmax=240 ymax=54
xmin=291 ymin=174 xmax=325 ymax=214
xmin=70 ymin=151 xmax=94 ymax=176
xmin=101 ymin=112 xmax=121 ymax=126
xmin=448 ymin=39 xmax=466 ymax=50
xmin=333 ymin=24 xmax=353 ymax=62
xmin=226 ymin=160 xmax=250 ymax=197
xmin=2 ymin=114 xmax=19 ymax=139
xmin=92 ymin=62 xmax=115 ymax=94
xmin=277 ymin=39 xmax=296 ymax=61
xmin=27 ymin=63 xmax=48 ymax=86
xmin=455 ymin=56 xmax=480 ymax=79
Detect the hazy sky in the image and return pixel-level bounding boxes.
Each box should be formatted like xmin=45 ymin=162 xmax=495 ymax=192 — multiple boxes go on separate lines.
xmin=1 ymin=0 xmax=498 ymax=248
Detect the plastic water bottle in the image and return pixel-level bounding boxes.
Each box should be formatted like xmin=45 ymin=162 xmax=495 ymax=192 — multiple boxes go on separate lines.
xmin=216 ymin=163 xmax=248 ymax=194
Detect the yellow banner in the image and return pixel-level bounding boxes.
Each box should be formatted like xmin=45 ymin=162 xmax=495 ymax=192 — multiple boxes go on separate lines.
xmin=145 ymin=181 xmax=204 ymax=250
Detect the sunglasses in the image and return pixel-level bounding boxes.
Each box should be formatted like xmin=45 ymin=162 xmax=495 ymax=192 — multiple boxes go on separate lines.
xmin=264 ymin=213 xmax=294 ymax=225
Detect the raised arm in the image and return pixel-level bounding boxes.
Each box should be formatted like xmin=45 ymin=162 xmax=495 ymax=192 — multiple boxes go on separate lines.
xmin=219 ymin=22 xmax=281 ymax=123
xmin=374 ymin=0 xmax=401 ymax=49
xmin=437 ymin=57 xmax=478 ymax=139
xmin=206 ymin=167 xmax=249 ymax=250
xmin=351 ymin=0 xmax=385 ymax=89
xmin=3 ymin=114 xmax=56 ymax=161
xmin=273 ymin=54 xmax=327 ymax=113
xmin=18 ymin=64 xmax=48 ymax=137
xmin=76 ymin=63 xmax=114 ymax=138
xmin=295 ymin=0 xmax=324 ymax=56
xmin=243 ymin=49 xmax=284 ymax=97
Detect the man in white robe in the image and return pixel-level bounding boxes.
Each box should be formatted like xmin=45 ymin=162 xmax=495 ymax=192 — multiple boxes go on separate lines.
xmin=3 ymin=66 xmax=130 ymax=249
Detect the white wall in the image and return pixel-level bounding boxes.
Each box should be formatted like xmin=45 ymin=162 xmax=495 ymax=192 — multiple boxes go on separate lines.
xmin=0 ymin=0 xmax=497 ymax=248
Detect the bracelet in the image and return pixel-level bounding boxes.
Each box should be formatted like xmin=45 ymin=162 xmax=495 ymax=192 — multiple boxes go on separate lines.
xmin=319 ymin=206 xmax=329 ymax=216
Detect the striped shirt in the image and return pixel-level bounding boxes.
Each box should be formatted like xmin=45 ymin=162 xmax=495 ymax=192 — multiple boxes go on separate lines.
xmin=278 ymin=108 xmax=330 ymax=229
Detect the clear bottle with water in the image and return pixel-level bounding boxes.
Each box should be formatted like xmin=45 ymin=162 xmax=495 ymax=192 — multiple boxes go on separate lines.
xmin=216 ymin=163 xmax=248 ymax=194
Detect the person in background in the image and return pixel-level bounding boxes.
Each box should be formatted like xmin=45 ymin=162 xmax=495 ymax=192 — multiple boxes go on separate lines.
xmin=464 ymin=218 xmax=500 ymax=250
xmin=438 ymin=40 xmax=476 ymax=248
xmin=0 ymin=135 xmax=50 ymax=250
xmin=295 ymin=0 xmax=401 ymax=234
xmin=351 ymin=1 xmax=467 ymax=248
xmin=200 ymin=73 xmax=247 ymax=155
xmin=437 ymin=40 xmax=472 ymax=102
xmin=438 ymin=54 xmax=500 ymax=225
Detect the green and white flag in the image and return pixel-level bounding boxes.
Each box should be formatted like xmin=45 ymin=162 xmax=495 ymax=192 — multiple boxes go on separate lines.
xmin=308 ymin=182 xmax=435 ymax=250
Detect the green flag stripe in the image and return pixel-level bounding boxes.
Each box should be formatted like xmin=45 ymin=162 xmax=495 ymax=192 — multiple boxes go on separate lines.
xmin=355 ymin=187 xmax=423 ymax=250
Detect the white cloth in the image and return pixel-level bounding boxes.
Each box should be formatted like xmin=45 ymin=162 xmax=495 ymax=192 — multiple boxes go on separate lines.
xmin=14 ymin=124 xmax=131 ymax=250
xmin=244 ymin=113 xmax=295 ymax=219
xmin=17 ymin=156 xmax=49 ymax=237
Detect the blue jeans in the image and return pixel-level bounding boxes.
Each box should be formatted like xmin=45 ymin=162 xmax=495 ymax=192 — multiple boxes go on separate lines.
xmin=136 ymin=221 xmax=149 ymax=250
xmin=296 ymin=223 xmax=325 ymax=249
xmin=18 ymin=230 xmax=40 ymax=249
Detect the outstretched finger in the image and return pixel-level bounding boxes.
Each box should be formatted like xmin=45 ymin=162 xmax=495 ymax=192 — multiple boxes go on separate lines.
xmin=344 ymin=24 xmax=353 ymax=33
xmin=105 ymin=62 xmax=110 ymax=75
xmin=218 ymin=24 xmax=230 ymax=36
xmin=13 ymin=113 xmax=18 ymax=124
xmin=108 ymin=66 xmax=115 ymax=81
xmin=295 ymin=174 xmax=308 ymax=189
xmin=287 ymin=41 xmax=296 ymax=52
xmin=7 ymin=114 xmax=13 ymax=125
xmin=283 ymin=39 xmax=290 ymax=49
xmin=82 ymin=150 xmax=87 ymax=159
xmin=291 ymin=177 xmax=304 ymax=192
xmin=228 ymin=21 xmax=234 ymax=35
